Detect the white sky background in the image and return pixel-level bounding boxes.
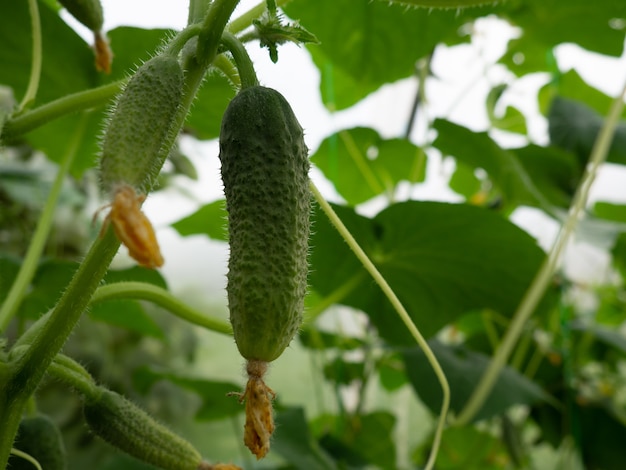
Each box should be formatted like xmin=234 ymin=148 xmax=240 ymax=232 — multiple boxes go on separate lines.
xmin=64 ymin=1 xmax=626 ymax=298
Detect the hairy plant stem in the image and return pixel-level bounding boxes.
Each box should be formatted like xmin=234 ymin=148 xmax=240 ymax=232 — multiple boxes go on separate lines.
xmin=197 ymin=0 xmax=242 ymax=66
xmin=91 ymin=282 xmax=232 ymax=334
xmin=0 ymin=114 xmax=87 ymax=332
xmin=220 ymin=32 xmax=259 ymax=89
xmin=19 ymin=0 xmax=42 ymax=110
xmin=454 ymin=81 xmax=626 ymax=426
xmin=310 ymin=181 xmax=449 ymax=470
xmin=0 ymin=228 xmax=121 ymax=467
xmin=2 ymin=80 xmax=124 ymax=139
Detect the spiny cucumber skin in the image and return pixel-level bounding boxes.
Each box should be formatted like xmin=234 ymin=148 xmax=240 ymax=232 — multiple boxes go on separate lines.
xmin=58 ymin=0 xmax=104 ymax=32
xmin=83 ymin=389 xmax=202 ymax=470
xmin=99 ymin=55 xmax=183 ymax=195
xmin=220 ymin=86 xmax=310 ymax=363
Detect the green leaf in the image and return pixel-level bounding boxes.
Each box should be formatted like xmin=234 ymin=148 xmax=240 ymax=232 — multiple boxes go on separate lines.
xmin=0 ymin=0 xmax=98 ymax=106
xmin=403 ymin=341 xmax=550 ymax=421
xmin=448 ymin=161 xmax=482 ymax=200
xmin=298 ymin=328 xmax=365 ymax=351
xmin=103 ymin=265 xmax=168 ymax=289
xmin=538 ymin=69 xmax=626 ymax=119
xmin=272 ymin=408 xmax=338 ymax=470
xmin=569 ymin=320 xmax=626 ymax=354
xmin=132 ymin=366 xmax=242 ymax=421
xmin=311 ymin=127 xmax=426 ymax=206
xmin=548 ymin=96 xmax=626 ymax=166
xmin=314 ymin=412 xmax=396 ymax=469
xmin=0 ymin=255 xmax=22 ymax=301
xmin=414 ymin=426 xmax=509 ymax=469
xmin=103 ymin=27 xmax=173 ymax=82
xmin=434 ymin=119 xmax=579 ymax=209
xmin=20 ymin=260 xmax=77 ymax=319
xmin=310 ymin=201 xmax=548 ymax=344
xmin=284 ymin=0 xmax=485 ymax=109
xmin=486 ymin=84 xmax=527 ymax=135
xmin=184 ymin=72 xmax=236 ymax=140
xmin=500 ymin=0 xmax=626 ymax=75
xmin=90 ymin=267 xmax=168 ymax=337
xmin=170 ymin=200 xmax=227 ymax=241
xmin=322 ymin=358 xmax=365 ymax=385
xmin=594 ymin=202 xmax=626 ymax=223
xmin=377 ymin=354 xmax=408 ymax=391
xmin=612 ymin=233 xmax=626 ymax=278
xmin=90 ymin=299 xmax=164 ymax=338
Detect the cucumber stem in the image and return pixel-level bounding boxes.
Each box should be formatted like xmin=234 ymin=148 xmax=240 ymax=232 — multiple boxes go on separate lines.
xmin=220 ymin=32 xmax=259 ymax=89
xmin=197 ymin=0 xmax=242 ymax=66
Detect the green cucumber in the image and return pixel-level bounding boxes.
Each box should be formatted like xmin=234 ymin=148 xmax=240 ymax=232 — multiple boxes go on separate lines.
xmin=219 ymin=85 xmax=310 ymax=363
xmin=9 ymin=414 xmax=67 ymax=470
xmin=99 ymin=54 xmax=184 ymax=195
xmin=83 ymin=388 xmax=202 ymax=470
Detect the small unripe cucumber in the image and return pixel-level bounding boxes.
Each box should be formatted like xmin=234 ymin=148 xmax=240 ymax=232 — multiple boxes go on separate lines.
xmin=9 ymin=414 xmax=67 ymax=470
xmin=219 ymin=86 xmax=310 ymax=363
xmin=58 ymin=0 xmax=104 ymax=32
xmin=99 ymin=54 xmax=184 ymax=195
xmin=84 ymin=388 xmax=202 ymax=470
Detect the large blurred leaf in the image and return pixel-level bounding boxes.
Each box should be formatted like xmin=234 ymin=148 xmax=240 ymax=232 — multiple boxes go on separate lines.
xmin=414 ymin=426 xmax=509 ymax=469
xmin=104 ymin=27 xmax=172 ymax=82
xmin=314 ymin=412 xmax=396 ymax=468
xmin=532 ymin=401 xmax=626 ymax=470
xmin=0 ymin=255 xmax=22 ymax=300
xmin=89 ymin=266 xmax=168 ymax=336
xmin=539 ymin=69 xmax=626 ymax=119
xmin=594 ymin=201 xmax=626 ymax=223
xmin=403 ymin=341 xmax=550 ymax=422
xmin=184 ymin=72 xmax=236 ymax=140
xmin=90 ymin=299 xmax=164 ymax=338
xmin=486 ymin=84 xmax=528 ymax=135
xmin=133 ymin=366 xmax=242 ymax=421
xmin=272 ymin=408 xmax=337 ymax=470
xmin=103 ymin=265 xmax=167 ymax=288
xmin=171 ymin=200 xmax=228 ymax=241
xmin=0 ymin=0 xmax=97 ymax=106
xmin=311 ymin=127 xmax=426 ymax=206
xmin=434 ymin=119 xmax=579 ymax=210
xmin=310 ymin=201 xmax=548 ymax=344
xmin=19 ymin=259 xmax=77 ymax=319
xmin=284 ymin=0 xmax=488 ymax=110
xmin=501 ymin=0 xmax=626 ymax=75
xmin=549 ymin=96 xmax=626 ymax=167
xmin=569 ymin=320 xmax=626 ymax=354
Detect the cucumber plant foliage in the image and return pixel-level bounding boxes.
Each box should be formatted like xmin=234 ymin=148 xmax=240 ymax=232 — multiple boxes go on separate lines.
xmin=1 ymin=0 xmax=626 ymax=469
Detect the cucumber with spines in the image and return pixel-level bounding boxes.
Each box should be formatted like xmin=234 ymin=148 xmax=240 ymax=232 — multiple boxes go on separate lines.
xmin=219 ymin=85 xmax=311 ymax=363
xmin=99 ymin=54 xmax=184 ymax=195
